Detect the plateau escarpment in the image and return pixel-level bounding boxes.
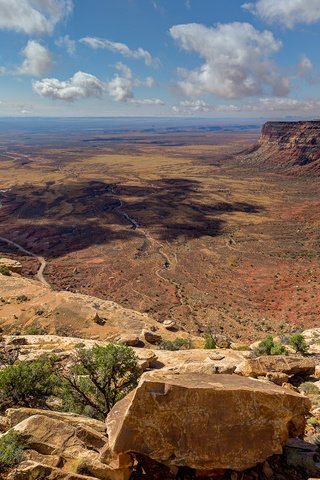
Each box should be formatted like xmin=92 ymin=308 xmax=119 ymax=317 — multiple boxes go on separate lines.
xmin=242 ymin=121 xmax=320 ymax=175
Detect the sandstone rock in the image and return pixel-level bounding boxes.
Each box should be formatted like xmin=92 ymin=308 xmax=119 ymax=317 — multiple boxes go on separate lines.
xmin=7 ymin=461 xmax=100 ymax=480
xmin=107 ymin=372 xmax=310 ymax=472
xmin=7 ymin=414 xmax=131 ymax=480
xmin=117 ymin=334 xmax=141 ymax=347
xmin=154 ymin=349 xmax=248 ymax=374
xmin=143 ymin=329 xmax=162 ymax=344
xmin=12 ymin=414 xmax=106 ymax=457
xmin=163 ymin=320 xmax=176 ymax=330
xmin=5 ymin=408 xmax=106 ymax=434
xmin=135 ymin=349 xmax=158 ymax=370
xmin=266 ymin=372 xmax=289 ymax=386
xmin=25 ymin=449 xmax=62 ymax=467
xmin=236 ymin=355 xmax=315 ymax=378
xmin=93 ymin=312 xmax=106 ymax=326
xmin=215 ymin=334 xmax=232 ymax=349
xmin=0 ymin=257 xmax=22 ymax=273
xmin=72 ymin=450 xmax=132 ymax=480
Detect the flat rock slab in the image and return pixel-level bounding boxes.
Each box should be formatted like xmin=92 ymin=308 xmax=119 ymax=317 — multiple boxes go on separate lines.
xmin=107 ymin=372 xmax=310 ymax=472
xmin=236 ymin=355 xmax=316 ymax=378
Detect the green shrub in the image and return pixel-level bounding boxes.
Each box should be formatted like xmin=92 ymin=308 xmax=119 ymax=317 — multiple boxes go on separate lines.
xmin=307 ymin=416 xmax=319 ymax=426
xmin=0 ymin=356 xmax=59 ymax=411
xmin=254 ymin=335 xmax=288 ymax=356
xmin=0 ymin=431 xmax=24 ymax=468
xmin=61 ymin=344 xmax=139 ymax=419
xmin=159 ymin=338 xmax=193 ymax=351
xmin=203 ymin=335 xmax=216 ymax=349
xmin=23 ymin=325 xmax=47 ymax=335
xmin=289 ymin=333 xmax=309 ymax=355
xmin=232 ymin=344 xmax=251 ymax=351
xmin=0 ymin=266 xmax=11 ymax=276
xmin=300 ymin=382 xmax=320 ymax=396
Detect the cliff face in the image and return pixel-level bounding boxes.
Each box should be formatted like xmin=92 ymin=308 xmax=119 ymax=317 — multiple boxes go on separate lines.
xmin=243 ymin=121 xmax=320 ymax=175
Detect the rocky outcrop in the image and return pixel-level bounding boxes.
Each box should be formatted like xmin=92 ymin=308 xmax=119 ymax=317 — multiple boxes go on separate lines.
xmin=236 ymin=355 xmax=316 ymax=378
xmin=154 ymin=348 xmax=250 ymax=374
xmin=0 ymin=257 xmax=22 ymax=273
xmin=107 ymin=372 xmax=310 ymax=472
xmin=0 ymin=274 xmax=187 ymax=344
xmin=2 ymin=413 xmax=132 ymax=480
xmin=0 ymin=335 xmax=249 ymax=375
xmin=5 ymin=408 xmax=106 ymax=433
xmin=241 ymin=121 xmax=320 ymax=176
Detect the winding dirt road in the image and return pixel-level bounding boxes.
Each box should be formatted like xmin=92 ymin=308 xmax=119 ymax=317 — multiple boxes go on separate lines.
xmin=0 ymin=236 xmax=50 ymax=288
xmin=111 ymin=185 xmax=190 ymax=314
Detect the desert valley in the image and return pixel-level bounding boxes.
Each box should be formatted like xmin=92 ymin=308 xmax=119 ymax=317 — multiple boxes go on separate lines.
xmin=0 ymin=120 xmax=320 ymax=340
xmin=1 ymin=0 xmax=320 ymax=478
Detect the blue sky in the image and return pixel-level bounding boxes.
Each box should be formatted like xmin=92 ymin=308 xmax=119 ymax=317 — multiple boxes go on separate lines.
xmin=0 ymin=0 xmax=320 ymax=117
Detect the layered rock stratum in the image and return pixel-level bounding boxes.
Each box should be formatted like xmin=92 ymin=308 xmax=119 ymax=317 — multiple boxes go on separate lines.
xmin=242 ymin=120 xmax=320 ymax=175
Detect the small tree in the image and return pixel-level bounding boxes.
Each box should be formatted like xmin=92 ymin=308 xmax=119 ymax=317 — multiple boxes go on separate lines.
xmin=289 ymin=333 xmax=309 ymax=355
xmin=255 ymin=335 xmax=288 ymax=356
xmin=61 ymin=344 xmax=139 ymax=420
xmin=0 ymin=356 xmax=59 ymax=411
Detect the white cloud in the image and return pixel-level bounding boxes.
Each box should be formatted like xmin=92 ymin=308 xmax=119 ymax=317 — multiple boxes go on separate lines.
xmin=80 ymin=36 xmax=160 ymax=67
xmin=0 ymin=0 xmax=73 ymax=35
xmin=172 ymin=97 xmax=320 ymax=116
xmin=131 ymin=98 xmax=164 ymax=105
xmin=252 ymin=97 xmax=320 ymax=113
xmin=170 ymin=22 xmax=289 ymax=99
xmin=172 ymin=99 xmax=210 ymax=114
xmin=107 ymin=76 xmax=133 ymax=102
xmin=18 ymin=40 xmax=53 ymax=76
xmin=33 ymin=67 xmax=164 ymax=106
xmin=55 ymin=35 xmax=76 ymax=55
xmin=33 ymin=71 xmax=105 ymax=101
xmin=243 ymin=0 xmax=320 ymax=28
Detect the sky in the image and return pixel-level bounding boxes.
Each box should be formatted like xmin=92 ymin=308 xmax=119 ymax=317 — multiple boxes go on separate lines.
xmin=0 ymin=0 xmax=320 ymax=118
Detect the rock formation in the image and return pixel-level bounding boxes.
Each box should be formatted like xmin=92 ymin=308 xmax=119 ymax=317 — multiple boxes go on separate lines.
xmin=241 ymin=120 xmax=320 ymax=175
xmin=107 ymin=372 xmax=311 ymax=472
xmin=236 ymin=355 xmax=316 ymax=378
xmin=0 ymin=274 xmax=187 ymax=344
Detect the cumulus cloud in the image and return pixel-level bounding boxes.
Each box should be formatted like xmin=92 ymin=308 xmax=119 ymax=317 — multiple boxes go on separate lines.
xmin=33 ymin=71 xmax=105 ymax=101
xmin=107 ymin=76 xmax=133 ymax=102
xmin=170 ymin=22 xmax=289 ymax=99
xmin=18 ymin=40 xmax=53 ymax=76
xmin=0 ymin=0 xmax=73 ymax=35
xmin=55 ymin=35 xmax=76 ymax=55
xmin=80 ymin=36 xmax=160 ymax=67
xmin=33 ymin=67 xmax=164 ymax=106
xmin=242 ymin=0 xmax=320 ymax=28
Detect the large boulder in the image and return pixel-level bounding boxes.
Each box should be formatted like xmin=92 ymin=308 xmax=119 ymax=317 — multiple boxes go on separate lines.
xmin=235 ymin=355 xmax=316 ymax=378
xmin=107 ymin=372 xmax=310 ymax=472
